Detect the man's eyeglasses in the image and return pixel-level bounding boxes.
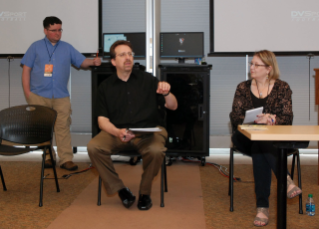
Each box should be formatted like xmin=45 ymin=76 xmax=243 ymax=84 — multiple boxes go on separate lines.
xmin=249 ymin=62 xmax=267 ymax=68
xmin=116 ymin=52 xmax=134 ymax=57
xmin=47 ymin=29 xmax=63 ymax=33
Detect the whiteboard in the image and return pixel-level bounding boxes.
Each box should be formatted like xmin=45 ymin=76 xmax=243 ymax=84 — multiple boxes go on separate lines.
xmin=212 ymin=0 xmax=319 ymax=53
xmin=0 ymin=0 xmax=99 ymax=55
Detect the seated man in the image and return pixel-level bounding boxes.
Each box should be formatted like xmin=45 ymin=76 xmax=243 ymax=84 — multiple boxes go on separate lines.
xmin=87 ymin=40 xmax=178 ymax=210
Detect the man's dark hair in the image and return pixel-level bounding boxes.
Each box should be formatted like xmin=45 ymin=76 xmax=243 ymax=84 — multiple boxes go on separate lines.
xmin=43 ymin=16 xmax=62 ymax=29
xmin=110 ymin=40 xmax=133 ymax=59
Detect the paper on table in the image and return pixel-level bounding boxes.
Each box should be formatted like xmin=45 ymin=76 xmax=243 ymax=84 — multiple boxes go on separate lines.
xmin=129 ymin=127 xmax=162 ymax=132
xmin=243 ymin=106 xmax=263 ymax=124
xmin=240 ymin=125 xmax=268 ymax=130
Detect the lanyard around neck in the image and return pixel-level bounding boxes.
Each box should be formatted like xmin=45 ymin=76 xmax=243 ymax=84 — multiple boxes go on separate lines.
xmin=44 ymin=39 xmax=59 ymax=63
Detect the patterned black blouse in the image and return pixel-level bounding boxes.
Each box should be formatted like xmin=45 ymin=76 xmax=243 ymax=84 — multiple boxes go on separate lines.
xmin=230 ymin=79 xmax=293 ymax=128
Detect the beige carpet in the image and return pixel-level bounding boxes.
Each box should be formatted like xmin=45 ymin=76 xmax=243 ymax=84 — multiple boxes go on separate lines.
xmin=47 ymin=162 xmax=206 ymax=229
xmin=2 ymin=159 xmax=319 ymax=229
xmin=201 ymin=163 xmax=319 ymax=229
xmin=0 ymin=161 xmax=97 ymax=229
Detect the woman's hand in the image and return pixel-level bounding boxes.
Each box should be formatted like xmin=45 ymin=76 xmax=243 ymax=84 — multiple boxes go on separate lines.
xmin=255 ymin=113 xmax=276 ymax=125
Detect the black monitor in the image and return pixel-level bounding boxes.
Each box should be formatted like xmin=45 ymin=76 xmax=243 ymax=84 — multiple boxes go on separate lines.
xmin=160 ymin=32 xmax=204 ymax=63
xmin=103 ymin=33 xmax=146 ymax=58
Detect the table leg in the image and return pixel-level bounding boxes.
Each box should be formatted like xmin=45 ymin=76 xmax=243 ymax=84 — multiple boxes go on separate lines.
xmin=277 ymin=148 xmax=287 ymax=229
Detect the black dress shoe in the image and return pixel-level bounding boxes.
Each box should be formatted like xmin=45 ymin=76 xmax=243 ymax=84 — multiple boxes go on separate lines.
xmin=137 ymin=194 xmax=152 ymax=210
xmin=118 ymin=187 xmax=136 ymax=208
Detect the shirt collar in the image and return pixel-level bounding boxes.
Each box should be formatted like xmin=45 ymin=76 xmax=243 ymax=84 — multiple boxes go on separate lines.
xmin=115 ymin=70 xmax=138 ymax=83
xmin=44 ymin=36 xmax=61 ymax=47
xmin=130 ymin=70 xmax=138 ymax=78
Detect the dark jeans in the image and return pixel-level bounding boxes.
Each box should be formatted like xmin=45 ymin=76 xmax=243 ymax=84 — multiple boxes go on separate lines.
xmin=232 ymin=130 xmax=290 ymax=208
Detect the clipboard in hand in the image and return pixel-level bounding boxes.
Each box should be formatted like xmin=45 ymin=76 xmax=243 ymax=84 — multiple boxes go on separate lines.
xmin=243 ymin=106 xmax=263 ymax=124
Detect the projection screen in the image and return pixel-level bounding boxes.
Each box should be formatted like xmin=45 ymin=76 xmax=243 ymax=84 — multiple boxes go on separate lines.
xmin=211 ymin=0 xmax=319 ymax=53
xmin=0 ymin=0 xmax=99 ymax=56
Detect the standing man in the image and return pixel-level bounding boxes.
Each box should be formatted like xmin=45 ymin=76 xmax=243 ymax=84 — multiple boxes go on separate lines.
xmin=21 ymin=16 xmax=101 ymax=171
xmin=87 ymin=40 xmax=178 ymax=210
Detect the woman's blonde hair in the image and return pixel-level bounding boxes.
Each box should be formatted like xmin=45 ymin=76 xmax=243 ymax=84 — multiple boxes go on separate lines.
xmin=254 ymin=50 xmax=280 ymax=80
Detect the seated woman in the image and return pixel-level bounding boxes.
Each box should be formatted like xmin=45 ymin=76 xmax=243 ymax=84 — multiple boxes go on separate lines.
xmin=230 ymin=50 xmax=302 ymax=227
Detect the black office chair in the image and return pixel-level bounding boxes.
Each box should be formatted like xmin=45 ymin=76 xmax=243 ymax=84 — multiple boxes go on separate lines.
xmin=0 ymin=105 xmax=60 ymax=207
xmin=228 ymin=114 xmax=303 ymax=214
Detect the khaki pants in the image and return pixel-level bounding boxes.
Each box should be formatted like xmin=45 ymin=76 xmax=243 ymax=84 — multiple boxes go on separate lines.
xmin=26 ymin=92 xmax=73 ymax=165
xmin=87 ymin=127 xmax=167 ymax=195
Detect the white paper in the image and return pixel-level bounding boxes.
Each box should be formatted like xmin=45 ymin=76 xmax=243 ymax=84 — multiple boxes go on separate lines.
xmin=243 ymin=107 xmax=263 ymax=124
xmin=240 ymin=125 xmax=267 ymax=130
xmin=129 ymin=127 xmax=162 ymax=132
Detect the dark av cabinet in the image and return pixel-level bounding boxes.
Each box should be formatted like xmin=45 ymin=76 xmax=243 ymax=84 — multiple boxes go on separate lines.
xmin=159 ymin=64 xmax=211 ymax=161
xmin=91 ymin=63 xmax=145 ymax=137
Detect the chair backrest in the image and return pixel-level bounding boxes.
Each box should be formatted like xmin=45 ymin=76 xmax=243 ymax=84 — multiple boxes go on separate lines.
xmin=0 ymin=105 xmax=57 ymax=144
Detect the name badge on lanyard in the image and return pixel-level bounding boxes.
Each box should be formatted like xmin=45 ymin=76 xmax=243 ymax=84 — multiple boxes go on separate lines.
xmin=44 ymin=38 xmax=58 ymax=77
xmin=44 ymin=64 xmax=53 ymax=77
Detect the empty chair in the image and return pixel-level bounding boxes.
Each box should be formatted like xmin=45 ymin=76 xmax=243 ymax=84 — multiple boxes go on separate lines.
xmin=0 ymin=105 xmax=60 ymax=207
